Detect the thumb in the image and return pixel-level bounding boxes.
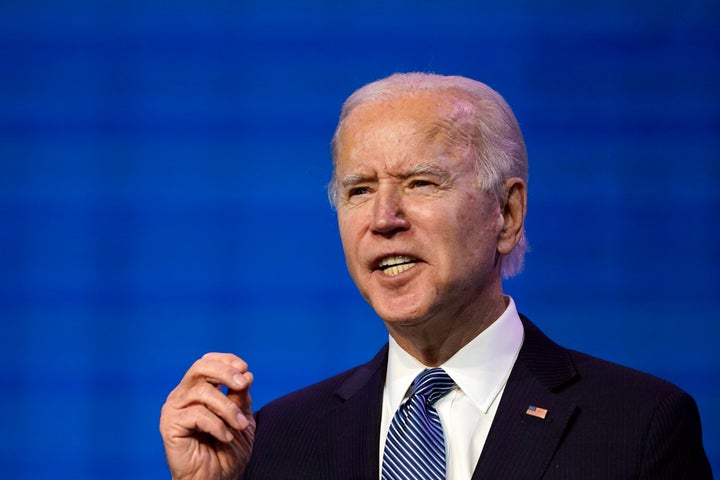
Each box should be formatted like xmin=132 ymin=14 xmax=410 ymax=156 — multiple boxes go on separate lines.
xmin=228 ymin=371 xmax=254 ymax=416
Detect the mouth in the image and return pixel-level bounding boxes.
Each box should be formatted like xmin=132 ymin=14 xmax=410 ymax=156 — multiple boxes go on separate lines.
xmin=375 ymin=255 xmax=420 ymax=277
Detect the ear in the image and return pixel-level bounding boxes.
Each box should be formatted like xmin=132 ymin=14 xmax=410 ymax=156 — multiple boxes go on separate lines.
xmin=497 ymin=177 xmax=527 ymax=255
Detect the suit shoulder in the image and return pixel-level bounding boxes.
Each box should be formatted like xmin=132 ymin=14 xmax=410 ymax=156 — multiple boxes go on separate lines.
xmin=259 ymin=364 xmax=362 ymax=413
xmin=256 ymin=344 xmax=388 ymax=418
xmin=566 ymin=348 xmax=689 ymax=401
xmin=520 ymin=315 xmax=688 ymax=399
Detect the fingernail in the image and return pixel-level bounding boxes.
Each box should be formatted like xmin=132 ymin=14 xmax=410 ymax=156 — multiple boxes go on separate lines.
xmin=232 ymin=374 xmax=245 ymax=387
xmin=225 ymin=430 xmax=234 ymax=442
xmin=237 ymin=412 xmax=248 ymax=428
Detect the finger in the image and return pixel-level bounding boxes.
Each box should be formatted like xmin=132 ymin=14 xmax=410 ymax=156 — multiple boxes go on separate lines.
xmin=171 ymin=404 xmax=237 ymax=443
xmin=181 ymin=355 xmax=250 ymax=391
xmin=201 ymin=352 xmax=249 ymax=373
xmin=228 ymin=371 xmax=254 ymax=415
xmin=173 ymin=382 xmax=250 ymax=431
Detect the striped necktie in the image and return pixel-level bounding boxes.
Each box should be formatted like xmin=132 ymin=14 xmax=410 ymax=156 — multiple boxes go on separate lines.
xmin=382 ymin=368 xmax=455 ymax=480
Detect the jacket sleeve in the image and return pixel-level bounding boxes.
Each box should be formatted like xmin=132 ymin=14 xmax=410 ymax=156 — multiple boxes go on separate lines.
xmin=639 ymin=389 xmax=713 ymax=479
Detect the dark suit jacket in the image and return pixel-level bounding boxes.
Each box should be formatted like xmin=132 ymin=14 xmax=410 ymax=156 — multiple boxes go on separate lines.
xmin=242 ymin=316 xmax=712 ymax=479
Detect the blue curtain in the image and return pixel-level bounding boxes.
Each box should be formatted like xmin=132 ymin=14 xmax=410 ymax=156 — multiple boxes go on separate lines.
xmin=1 ymin=1 xmax=718 ymax=478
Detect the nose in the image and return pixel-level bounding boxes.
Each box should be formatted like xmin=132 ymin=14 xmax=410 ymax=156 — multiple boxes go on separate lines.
xmin=370 ymin=187 xmax=410 ymax=235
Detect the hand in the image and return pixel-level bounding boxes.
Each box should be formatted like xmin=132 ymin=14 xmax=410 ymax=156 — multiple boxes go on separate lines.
xmin=160 ymin=353 xmax=256 ymax=480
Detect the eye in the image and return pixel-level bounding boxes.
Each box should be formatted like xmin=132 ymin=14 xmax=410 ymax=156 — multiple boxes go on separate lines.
xmin=409 ymin=179 xmax=436 ymax=189
xmin=348 ymin=186 xmax=371 ymax=197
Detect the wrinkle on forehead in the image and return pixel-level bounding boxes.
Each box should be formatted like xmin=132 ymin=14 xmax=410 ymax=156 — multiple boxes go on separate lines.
xmin=338 ymin=120 xmax=425 ymax=172
xmin=424 ymin=98 xmax=478 ymax=152
xmin=336 ymin=93 xmax=478 ymax=173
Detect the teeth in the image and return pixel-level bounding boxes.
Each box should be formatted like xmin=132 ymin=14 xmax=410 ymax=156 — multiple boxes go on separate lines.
xmin=378 ymin=255 xmax=414 ymax=268
xmin=378 ymin=255 xmax=417 ymax=276
xmin=384 ymin=263 xmax=416 ymax=276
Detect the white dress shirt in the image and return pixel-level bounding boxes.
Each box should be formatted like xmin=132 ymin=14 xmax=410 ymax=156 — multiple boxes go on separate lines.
xmin=379 ymin=296 xmax=525 ymax=479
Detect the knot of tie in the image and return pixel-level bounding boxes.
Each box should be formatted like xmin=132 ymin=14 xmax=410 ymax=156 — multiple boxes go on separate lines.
xmin=411 ymin=368 xmax=455 ymax=405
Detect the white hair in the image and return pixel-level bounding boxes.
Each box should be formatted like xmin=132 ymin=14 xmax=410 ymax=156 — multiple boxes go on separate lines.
xmin=329 ymin=72 xmax=529 ymax=278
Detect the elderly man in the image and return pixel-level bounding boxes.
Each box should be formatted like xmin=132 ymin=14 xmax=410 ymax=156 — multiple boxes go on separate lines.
xmin=160 ymin=73 xmax=711 ymax=479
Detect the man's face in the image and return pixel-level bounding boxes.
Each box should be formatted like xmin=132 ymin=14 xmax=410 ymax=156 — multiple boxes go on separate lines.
xmin=333 ymin=93 xmax=505 ymax=328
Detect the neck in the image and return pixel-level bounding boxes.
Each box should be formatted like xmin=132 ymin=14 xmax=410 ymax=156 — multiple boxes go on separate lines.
xmin=386 ymin=290 xmax=508 ymax=367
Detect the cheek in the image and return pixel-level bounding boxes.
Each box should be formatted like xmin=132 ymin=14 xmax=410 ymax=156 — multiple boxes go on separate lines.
xmin=337 ymin=209 xmax=353 ymax=238
xmin=338 ymin=224 xmax=353 ymax=256
xmin=337 ymin=215 xmax=362 ymax=262
xmin=453 ymin=206 xmax=502 ymax=255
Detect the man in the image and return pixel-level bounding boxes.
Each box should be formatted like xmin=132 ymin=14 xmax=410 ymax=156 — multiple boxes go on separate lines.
xmin=159 ymin=73 xmax=712 ymax=479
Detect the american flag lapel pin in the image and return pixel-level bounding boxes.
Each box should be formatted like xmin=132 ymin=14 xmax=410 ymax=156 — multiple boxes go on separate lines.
xmin=526 ymin=405 xmax=548 ymax=419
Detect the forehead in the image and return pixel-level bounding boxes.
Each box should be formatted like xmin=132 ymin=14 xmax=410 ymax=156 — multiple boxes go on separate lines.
xmin=340 ymin=92 xmax=449 ymax=139
xmin=335 ymin=93 xmax=470 ymax=170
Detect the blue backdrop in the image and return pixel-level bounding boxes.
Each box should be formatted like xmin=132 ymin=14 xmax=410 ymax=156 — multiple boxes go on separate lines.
xmin=1 ymin=1 xmax=718 ymax=478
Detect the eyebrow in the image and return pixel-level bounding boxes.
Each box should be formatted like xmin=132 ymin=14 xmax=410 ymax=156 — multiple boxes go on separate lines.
xmin=339 ymin=163 xmax=452 ymax=188
xmin=340 ymin=173 xmax=371 ymax=188
xmin=404 ymin=163 xmax=451 ymax=179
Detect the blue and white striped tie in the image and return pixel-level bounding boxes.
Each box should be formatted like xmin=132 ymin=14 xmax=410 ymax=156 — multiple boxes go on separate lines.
xmin=382 ymin=368 xmax=455 ymax=480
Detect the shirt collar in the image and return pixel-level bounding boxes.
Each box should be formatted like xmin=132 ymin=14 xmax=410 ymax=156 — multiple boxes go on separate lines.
xmin=385 ymin=296 xmax=525 ymax=414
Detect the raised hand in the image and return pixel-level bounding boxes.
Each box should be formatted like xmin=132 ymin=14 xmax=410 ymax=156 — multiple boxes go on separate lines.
xmin=160 ymin=353 xmax=255 ymax=480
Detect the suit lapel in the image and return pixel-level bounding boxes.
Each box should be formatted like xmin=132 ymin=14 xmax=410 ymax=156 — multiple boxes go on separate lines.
xmin=311 ymin=318 xmax=577 ymax=479
xmin=317 ymin=345 xmax=388 ymax=479
xmin=472 ymin=317 xmax=579 ymax=479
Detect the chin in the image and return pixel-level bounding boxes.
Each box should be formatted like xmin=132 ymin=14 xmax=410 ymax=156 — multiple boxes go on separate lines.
xmin=374 ymin=303 xmax=430 ymax=327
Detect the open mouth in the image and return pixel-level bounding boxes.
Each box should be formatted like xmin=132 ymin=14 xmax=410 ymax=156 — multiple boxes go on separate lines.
xmin=377 ymin=255 xmax=419 ymax=277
